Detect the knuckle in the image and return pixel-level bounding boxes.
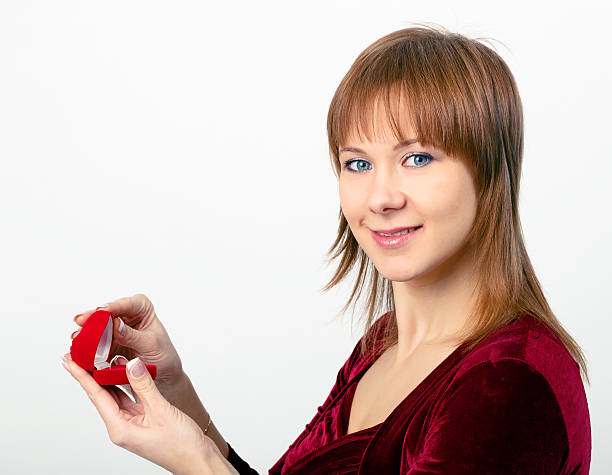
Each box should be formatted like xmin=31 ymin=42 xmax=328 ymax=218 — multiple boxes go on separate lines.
xmin=141 ymin=380 xmax=159 ymax=395
xmin=133 ymin=293 xmax=155 ymax=314
xmin=133 ymin=292 xmax=148 ymax=303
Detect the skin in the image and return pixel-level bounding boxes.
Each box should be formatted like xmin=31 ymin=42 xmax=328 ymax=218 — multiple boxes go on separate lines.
xmin=62 ymin=96 xmax=482 ymax=471
xmin=338 ymin=97 xmax=480 ymax=366
xmin=69 ymin=295 xmax=231 ymax=460
xmin=62 ymin=297 xmax=238 ymax=474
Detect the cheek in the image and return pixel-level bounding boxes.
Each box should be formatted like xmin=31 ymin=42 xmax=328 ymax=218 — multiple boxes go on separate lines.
xmin=418 ymin=174 xmax=477 ymax=237
xmin=338 ymin=182 xmax=361 ymax=221
xmin=338 ymin=184 xmax=372 ymax=246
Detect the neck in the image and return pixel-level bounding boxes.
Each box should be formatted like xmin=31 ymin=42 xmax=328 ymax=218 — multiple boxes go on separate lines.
xmin=390 ymin=245 xmax=479 ymax=363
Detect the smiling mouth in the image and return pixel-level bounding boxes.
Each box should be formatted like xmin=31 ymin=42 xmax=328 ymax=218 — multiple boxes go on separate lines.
xmin=370 ymin=225 xmax=423 ymax=249
xmin=374 ymin=225 xmax=423 ymax=236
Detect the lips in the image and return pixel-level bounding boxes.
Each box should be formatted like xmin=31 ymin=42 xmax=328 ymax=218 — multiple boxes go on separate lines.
xmin=374 ymin=225 xmax=422 ymax=235
xmin=371 ymin=225 xmax=423 ymax=248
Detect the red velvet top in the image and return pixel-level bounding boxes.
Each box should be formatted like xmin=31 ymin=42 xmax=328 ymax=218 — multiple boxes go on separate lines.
xmin=226 ymin=312 xmax=591 ymax=474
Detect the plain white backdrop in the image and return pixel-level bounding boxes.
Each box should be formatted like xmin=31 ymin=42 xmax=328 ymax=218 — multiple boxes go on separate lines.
xmin=1 ymin=1 xmax=610 ymax=473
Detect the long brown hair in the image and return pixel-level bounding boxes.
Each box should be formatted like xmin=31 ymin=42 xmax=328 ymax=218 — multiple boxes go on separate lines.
xmin=321 ymin=24 xmax=589 ymax=385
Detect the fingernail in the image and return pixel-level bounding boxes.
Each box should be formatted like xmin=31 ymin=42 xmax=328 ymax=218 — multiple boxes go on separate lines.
xmin=96 ymin=306 xmax=109 ymax=311
xmin=127 ymin=357 xmax=146 ymax=378
xmin=73 ymin=313 xmax=83 ymax=322
xmin=71 ymin=329 xmax=80 ymax=339
xmin=117 ymin=318 xmax=126 ymax=335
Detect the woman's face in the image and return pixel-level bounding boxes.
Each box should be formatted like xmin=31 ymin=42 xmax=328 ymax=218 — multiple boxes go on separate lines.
xmin=338 ymin=118 xmax=479 ymax=285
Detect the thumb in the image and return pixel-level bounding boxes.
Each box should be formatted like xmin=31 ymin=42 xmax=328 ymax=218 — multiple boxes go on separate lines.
xmin=125 ymin=357 xmax=165 ymax=410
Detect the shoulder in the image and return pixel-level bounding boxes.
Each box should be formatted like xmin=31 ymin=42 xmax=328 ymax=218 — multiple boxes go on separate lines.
xmin=418 ymin=354 xmax=571 ymax=474
xmin=439 ymin=314 xmax=570 ymax=411
xmin=428 ymin=314 xmax=591 ymax=473
xmin=451 ymin=314 xmax=588 ymax=427
xmin=439 ymin=356 xmax=564 ymax=420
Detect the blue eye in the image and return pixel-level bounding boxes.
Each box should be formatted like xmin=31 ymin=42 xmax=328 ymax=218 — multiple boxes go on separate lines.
xmin=342 ymin=153 xmax=433 ymax=173
xmin=343 ymin=159 xmax=371 ymax=172
xmin=405 ymin=153 xmax=433 ymax=167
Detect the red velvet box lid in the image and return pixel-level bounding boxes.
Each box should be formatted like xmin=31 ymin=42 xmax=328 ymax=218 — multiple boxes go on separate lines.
xmin=69 ymin=309 xmax=156 ymax=386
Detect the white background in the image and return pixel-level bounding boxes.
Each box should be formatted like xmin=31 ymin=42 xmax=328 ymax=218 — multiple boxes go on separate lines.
xmin=1 ymin=1 xmax=610 ymax=473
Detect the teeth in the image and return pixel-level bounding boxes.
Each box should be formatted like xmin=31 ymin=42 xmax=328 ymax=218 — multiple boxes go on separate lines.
xmin=380 ymin=230 xmax=409 ymax=237
xmin=378 ymin=227 xmax=418 ymax=237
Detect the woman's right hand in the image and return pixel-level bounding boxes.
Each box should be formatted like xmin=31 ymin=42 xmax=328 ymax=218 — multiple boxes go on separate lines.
xmin=71 ymin=293 xmax=185 ymax=403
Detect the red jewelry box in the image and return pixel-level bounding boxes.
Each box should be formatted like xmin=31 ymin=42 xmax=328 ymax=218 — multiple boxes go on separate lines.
xmin=70 ymin=309 xmax=157 ymax=386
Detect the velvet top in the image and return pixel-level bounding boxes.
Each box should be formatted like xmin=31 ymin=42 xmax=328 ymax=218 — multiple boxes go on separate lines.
xmin=226 ymin=312 xmax=591 ymax=474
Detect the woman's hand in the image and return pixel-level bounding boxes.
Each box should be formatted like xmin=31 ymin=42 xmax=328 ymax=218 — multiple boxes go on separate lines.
xmin=61 ymin=353 xmax=239 ymax=475
xmin=70 ymin=294 xmax=232 ymax=459
xmin=71 ymin=294 xmax=185 ymax=403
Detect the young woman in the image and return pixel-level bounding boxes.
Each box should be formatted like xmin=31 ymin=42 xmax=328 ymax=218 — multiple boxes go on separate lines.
xmin=63 ymin=26 xmax=592 ymax=474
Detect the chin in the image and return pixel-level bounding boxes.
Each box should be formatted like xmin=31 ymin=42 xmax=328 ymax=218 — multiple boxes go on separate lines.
xmin=370 ymin=258 xmax=419 ymax=282
xmin=380 ymin=271 xmax=419 ymax=283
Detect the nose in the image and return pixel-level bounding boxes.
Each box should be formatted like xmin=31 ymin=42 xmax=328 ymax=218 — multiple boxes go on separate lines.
xmin=367 ymin=168 xmax=406 ymax=214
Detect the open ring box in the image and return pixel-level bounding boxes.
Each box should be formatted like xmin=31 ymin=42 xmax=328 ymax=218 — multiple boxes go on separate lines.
xmin=70 ymin=309 xmax=157 ymax=386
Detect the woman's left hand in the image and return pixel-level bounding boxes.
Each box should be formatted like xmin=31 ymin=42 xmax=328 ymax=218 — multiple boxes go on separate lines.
xmin=61 ymin=353 xmax=224 ymax=475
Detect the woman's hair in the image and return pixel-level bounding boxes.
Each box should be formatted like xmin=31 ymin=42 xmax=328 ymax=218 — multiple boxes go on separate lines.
xmin=322 ymin=24 xmax=589 ymax=385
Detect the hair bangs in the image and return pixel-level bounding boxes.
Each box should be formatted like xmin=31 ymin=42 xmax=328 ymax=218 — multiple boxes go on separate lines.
xmin=327 ymin=44 xmax=482 ymax=177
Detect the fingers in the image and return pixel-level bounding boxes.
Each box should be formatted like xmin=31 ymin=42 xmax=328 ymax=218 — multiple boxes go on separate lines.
xmin=105 ymin=293 xmax=155 ymax=323
xmin=61 ymin=354 xmax=123 ymax=431
xmin=112 ymin=316 xmax=157 ymax=354
xmin=73 ymin=305 xmax=111 ymax=326
xmin=113 ymin=316 xmax=136 ymax=344
xmin=72 ymin=293 xmax=154 ymax=327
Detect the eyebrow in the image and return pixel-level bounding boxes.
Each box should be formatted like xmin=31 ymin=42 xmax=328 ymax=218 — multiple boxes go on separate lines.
xmin=339 ymin=139 xmax=419 ymax=155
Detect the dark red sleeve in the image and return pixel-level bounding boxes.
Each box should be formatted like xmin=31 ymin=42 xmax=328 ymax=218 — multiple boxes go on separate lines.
xmin=404 ymin=359 xmax=570 ymax=474
xmin=267 ymin=337 xmax=365 ymax=474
